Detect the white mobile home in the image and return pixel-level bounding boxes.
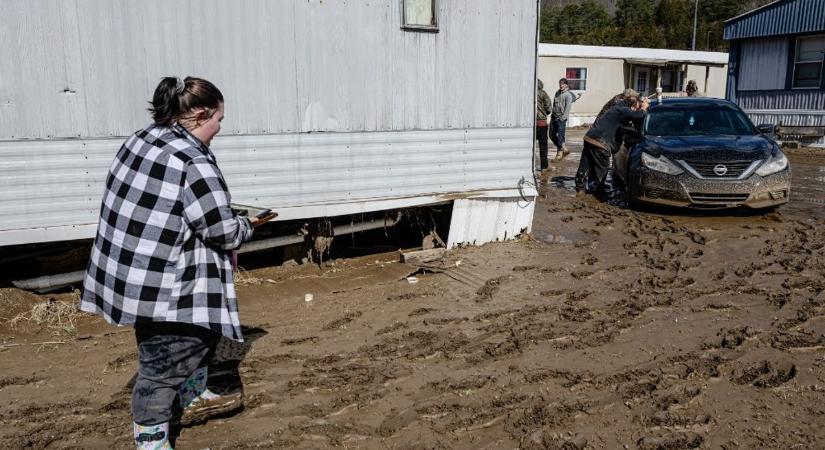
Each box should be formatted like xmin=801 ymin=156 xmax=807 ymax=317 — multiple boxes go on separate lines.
xmin=538 ymin=44 xmax=729 ymax=127
xmin=0 ymin=0 xmax=537 ymax=249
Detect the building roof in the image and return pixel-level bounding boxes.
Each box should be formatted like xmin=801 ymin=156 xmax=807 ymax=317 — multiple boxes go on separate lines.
xmin=538 ymin=44 xmax=729 ymax=66
xmin=724 ymin=0 xmax=825 ymax=40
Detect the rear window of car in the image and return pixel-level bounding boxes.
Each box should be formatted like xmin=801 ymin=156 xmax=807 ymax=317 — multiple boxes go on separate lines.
xmin=644 ymin=106 xmax=757 ymax=137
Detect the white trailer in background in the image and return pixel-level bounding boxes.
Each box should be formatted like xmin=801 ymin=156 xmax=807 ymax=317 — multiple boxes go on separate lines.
xmin=0 ymin=0 xmax=538 ymax=250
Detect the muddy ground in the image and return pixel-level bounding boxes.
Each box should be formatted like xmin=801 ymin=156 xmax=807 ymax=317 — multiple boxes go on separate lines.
xmin=1 ymin=141 xmax=825 ymax=449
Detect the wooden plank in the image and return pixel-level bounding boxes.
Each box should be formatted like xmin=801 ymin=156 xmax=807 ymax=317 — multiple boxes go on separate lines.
xmin=400 ymin=248 xmax=446 ymax=265
xmin=778 ymin=126 xmax=825 ymax=137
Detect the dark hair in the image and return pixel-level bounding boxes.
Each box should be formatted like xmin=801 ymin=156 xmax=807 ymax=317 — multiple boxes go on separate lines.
xmin=148 ymin=76 xmax=224 ymax=127
xmin=685 ymin=80 xmax=698 ymax=94
xmin=559 ymin=78 xmax=569 ymax=85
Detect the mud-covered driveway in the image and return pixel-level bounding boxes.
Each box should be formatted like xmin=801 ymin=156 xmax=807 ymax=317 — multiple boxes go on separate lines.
xmin=1 ymin=142 xmax=824 ymax=449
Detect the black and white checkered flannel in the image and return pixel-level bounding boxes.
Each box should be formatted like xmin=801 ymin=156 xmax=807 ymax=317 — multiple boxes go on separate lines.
xmin=81 ymin=124 xmax=253 ymax=341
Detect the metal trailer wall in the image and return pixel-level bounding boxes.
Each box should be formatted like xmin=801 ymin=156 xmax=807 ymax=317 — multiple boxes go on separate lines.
xmin=0 ymin=0 xmax=538 ymax=246
xmin=727 ymin=34 xmax=825 ymax=146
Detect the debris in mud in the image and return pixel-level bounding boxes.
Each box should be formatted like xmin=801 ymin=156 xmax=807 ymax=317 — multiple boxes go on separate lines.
xmin=512 ymin=265 xmax=539 ymax=272
xmin=281 ymin=336 xmax=320 ymax=346
xmin=321 ymin=310 xmax=362 ymax=330
xmin=409 ymin=307 xmax=436 ymax=317
xmin=428 ymin=374 xmax=495 ymax=393
xmin=386 ymin=291 xmax=436 ymax=302
xmin=705 ymin=326 xmax=756 ymax=350
xmin=476 ymin=276 xmax=511 ymax=302
xmin=0 ymin=375 xmax=42 ymax=390
xmin=644 ymin=410 xmax=711 ymax=427
xmin=376 ymin=322 xmax=408 ymax=335
xmin=731 ymin=360 xmax=797 ymax=388
xmin=770 ymin=330 xmax=825 ymax=350
xmin=522 ymin=431 xmax=588 ymax=450
xmin=7 ymin=296 xmax=84 ymax=336
xmin=504 ymin=398 xmax=587 ymax=441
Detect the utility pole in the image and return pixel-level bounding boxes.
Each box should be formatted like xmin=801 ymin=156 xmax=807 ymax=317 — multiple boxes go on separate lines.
xmin=691 ymin=0 xmax=699 ymax=51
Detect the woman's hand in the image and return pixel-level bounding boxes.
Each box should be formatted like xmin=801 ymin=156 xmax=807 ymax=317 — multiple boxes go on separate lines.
xmin=250 ymin=212 xmax=278 ymax=228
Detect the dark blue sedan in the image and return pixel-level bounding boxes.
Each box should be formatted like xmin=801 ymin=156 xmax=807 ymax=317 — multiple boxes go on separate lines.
xmin=613 ymin=98 xmax=790 ymax=209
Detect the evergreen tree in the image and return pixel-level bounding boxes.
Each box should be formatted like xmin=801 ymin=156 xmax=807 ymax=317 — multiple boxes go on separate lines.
xmin=540 ymin=1 xmax=614 ymax=45
xmin=614 ymin=0 xmax=666 ymax=48
xmin=657 ymin=0 xmax=693 ymax=50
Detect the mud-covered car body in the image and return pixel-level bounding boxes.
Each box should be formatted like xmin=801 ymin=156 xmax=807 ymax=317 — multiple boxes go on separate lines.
xmin=613 ymin=98 xmax=790 ymax=209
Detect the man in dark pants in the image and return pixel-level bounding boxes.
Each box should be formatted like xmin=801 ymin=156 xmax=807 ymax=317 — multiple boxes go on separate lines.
xmin=575 ymin=96 xmax=649 ymax=193
xmin=536 ymin=79 xmax=552 ymax=171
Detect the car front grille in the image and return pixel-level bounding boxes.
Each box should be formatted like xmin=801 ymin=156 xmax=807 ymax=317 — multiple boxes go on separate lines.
xmin=689 ymin=192 xmax=750 ymax=204
xmin=682 ymin=160 xmax=754 ymax=179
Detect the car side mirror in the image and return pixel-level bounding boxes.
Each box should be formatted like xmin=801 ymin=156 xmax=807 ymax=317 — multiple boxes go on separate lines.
xmin=757 ymin=123 xmax=776 ymax=135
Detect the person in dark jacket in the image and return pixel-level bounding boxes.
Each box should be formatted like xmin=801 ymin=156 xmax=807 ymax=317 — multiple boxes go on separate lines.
xmin=595 ymin=88 xmax=639 ymax=123
xmin=535 ymin=79 xmax=553 ymax=171
xmin=575 ymin=96 xmax=649 ymax=193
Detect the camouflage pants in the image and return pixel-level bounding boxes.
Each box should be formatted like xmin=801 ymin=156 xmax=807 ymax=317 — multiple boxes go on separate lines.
xmin=132 ymin=322 xmax=219 ymax=425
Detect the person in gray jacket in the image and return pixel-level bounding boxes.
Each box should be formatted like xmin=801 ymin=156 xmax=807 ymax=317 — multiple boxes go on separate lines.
xmin=550 ymin=78 xmax=582 ymax=160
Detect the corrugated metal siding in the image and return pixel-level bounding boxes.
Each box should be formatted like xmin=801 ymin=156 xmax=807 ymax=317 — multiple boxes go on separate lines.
xmin=0 ymin=0 xmax=535 ymax=139
xmin=0 ymin=127 xmax=533 ymax=234
xmin=738 ymin=37 xmax=789 ymax=90
xmin=744 ymin=111 xmax=825 ymax=127
xmin=737 ymin=90 xmax=825 ymax=110
xmin=724 ymin=0 xmax=825 ymax=40
xmin=447 ymin=197 xmax=535 ymax=248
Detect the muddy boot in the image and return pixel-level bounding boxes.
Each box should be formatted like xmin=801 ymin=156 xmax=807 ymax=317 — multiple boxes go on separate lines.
xmin=134 ymin=422 xmax=173 ymax=450
xmin=553 ymin=149 xmax=563 ymax=161
xmin=179 ymin=367 xmax=243 ymax=426
xmin=561 ymin=145 xmax=571 ymax=159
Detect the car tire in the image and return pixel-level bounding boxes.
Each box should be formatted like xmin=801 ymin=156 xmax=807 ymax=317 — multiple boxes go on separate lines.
xmin=626 ymin=166 xmax=643 ymax=211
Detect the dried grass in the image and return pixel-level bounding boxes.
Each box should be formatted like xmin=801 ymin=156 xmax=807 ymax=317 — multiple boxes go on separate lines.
xmin=7 ymin=290 xmax=82 ymax=337
xmin=234 ymin=267 xmax=264 ymax=286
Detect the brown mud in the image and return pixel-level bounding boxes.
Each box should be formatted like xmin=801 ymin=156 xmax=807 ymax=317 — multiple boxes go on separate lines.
xmin=1 ymin=145 xmax=825 ymax=449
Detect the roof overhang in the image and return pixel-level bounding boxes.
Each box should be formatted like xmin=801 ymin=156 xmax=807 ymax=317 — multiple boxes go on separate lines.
xmin=538 ymin=44 xmax=729 ymax=66
xmin=624 ymin=58 xmax=727 ymax=67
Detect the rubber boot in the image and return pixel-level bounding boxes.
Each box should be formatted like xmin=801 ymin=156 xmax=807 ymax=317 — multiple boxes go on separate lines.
xmin=179 ymin=367 xmax=243 ymax=426
xmin=133 ymin=422 xmax=173 ymax=450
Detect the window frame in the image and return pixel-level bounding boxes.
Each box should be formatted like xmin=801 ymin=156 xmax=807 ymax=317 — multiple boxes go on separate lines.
xmin=791 ymin=34 xmax=825 ymax=90
xmin=401 ymin=0 xmax=439 ymax=32
xmin=565 ymin=67 xmax=587 ymax=91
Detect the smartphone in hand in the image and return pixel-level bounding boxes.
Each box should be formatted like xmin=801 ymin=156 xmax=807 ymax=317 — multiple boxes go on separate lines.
xmin=251 ymin=208 xmax=277 ymax=227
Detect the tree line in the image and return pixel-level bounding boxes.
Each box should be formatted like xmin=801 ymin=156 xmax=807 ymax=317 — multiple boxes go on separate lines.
xmin=540 ymin=0 xmax=772 ymax=51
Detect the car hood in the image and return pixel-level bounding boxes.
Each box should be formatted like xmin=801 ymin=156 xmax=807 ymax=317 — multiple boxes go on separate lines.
xmin=640 ymin=135 xmax=774 ymax=161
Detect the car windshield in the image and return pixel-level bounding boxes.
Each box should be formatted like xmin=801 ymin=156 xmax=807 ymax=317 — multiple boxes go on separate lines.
xmin=644 ymin=105 xmax=758 ymax=137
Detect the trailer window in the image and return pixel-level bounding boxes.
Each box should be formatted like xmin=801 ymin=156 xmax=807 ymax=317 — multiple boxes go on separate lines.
xmin=792 ymin=35 xmax=824 ymax=89
xmin=403 ymin=0 xmax=438 ymax=31
xmin=565 ymin=68 xmax=587 ymax=91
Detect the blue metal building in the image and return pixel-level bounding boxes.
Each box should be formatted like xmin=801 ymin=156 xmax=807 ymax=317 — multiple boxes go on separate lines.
xmin=724 ymin=0 xmax=825 ymax=146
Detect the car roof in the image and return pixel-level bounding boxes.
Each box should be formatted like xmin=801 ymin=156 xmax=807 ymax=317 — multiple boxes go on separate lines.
xmin=650 ymin=97 xmax=735 ymax=109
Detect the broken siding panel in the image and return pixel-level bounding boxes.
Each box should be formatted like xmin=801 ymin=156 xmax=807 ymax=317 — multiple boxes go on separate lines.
xmin=446 ymin=197 xmax=535 ymax=248
xmin=738 ymin=37 xmax=789 ymax=91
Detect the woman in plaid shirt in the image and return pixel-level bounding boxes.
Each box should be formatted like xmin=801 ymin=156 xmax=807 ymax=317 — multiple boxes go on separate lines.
xmin=81 ymin=77 xmax=271 ymax=449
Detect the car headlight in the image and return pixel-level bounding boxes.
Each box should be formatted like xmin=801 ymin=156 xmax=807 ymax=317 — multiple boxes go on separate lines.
xmin=641 ymin=152 xmax=683 ymax=175
xmin=755 ymin=152 xmax=788 ymax=176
